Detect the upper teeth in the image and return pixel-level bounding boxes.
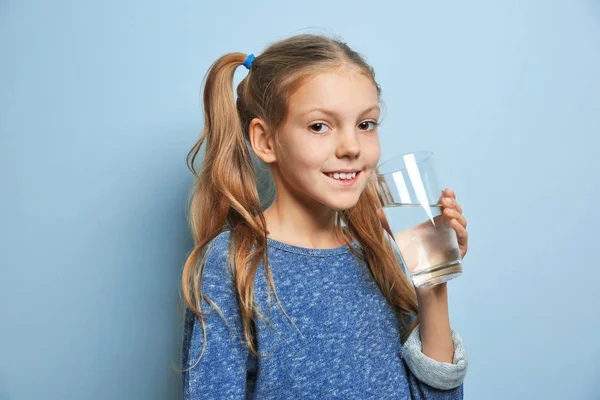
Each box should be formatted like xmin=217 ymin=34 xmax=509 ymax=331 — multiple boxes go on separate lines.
xmin=328 ymin=172 xmax=357 ymax=180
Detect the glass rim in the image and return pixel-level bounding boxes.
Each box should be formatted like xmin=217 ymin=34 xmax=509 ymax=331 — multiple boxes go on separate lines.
xmin=376 ymin=150 xmax=434 ymax=175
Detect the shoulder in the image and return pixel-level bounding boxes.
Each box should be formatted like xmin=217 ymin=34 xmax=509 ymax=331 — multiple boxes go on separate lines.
xmin=205 ymin=230 xmax=231 ymax=255
xmin=200 ymin=231 xmax=233 ymax=281
xmin=203 ymin=230 xmax=233 ymax=262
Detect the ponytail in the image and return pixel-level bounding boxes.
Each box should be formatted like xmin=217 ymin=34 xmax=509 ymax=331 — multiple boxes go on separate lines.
xmin=181 ymin=53 xmax=283 ymax=368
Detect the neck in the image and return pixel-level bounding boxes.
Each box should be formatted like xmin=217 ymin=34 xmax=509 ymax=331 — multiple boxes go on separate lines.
xmin=263 ymin=195 xmax=343 ymax=249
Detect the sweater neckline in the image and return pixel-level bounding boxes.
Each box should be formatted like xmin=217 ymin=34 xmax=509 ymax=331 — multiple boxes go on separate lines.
xmin=266 ymin=236 xmax=361 ymax=257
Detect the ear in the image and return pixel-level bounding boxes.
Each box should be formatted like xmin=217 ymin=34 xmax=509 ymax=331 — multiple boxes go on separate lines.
xmin=249 ymin=117 xmax=277 ymax=164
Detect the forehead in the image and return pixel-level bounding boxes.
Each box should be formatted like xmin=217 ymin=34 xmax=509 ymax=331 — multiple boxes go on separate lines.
xmin=288 ymin=70 xmax=379 ymax=116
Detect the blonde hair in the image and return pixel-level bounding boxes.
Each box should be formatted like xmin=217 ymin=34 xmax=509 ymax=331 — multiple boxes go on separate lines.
xmin=180 ymin=33 xmax=420 ymax=370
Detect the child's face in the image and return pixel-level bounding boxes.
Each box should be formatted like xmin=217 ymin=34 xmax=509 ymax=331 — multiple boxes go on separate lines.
xmin=274 ymin=68 xmax=381 ymax=212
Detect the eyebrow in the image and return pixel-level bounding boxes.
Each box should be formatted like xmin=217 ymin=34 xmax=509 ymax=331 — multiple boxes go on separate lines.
xmin=300 ymin=105 xmax=380 ymax=118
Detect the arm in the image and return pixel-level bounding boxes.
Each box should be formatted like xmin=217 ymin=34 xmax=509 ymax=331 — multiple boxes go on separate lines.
xmin=181 ymin=237 xmax=252 ymax=399
xmin=385 ymin=232 xmax=468 ymax=393
xmin=416 ymin=283 xmax=455 ymax=364
xmin=401 ymin=317 xmax=467 ymax=398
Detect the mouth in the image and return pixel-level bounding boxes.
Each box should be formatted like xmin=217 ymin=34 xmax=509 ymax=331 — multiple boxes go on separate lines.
xmin=322 ymin=170 xmax=362 ymax=186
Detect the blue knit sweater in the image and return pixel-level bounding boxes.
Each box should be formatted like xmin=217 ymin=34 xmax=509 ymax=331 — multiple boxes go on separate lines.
xmin=181 ymin=231 xmax=468 ymax=399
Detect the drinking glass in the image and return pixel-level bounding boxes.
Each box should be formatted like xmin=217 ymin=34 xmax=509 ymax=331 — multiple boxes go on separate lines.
xmin=375 ymin=151 xmax=463 ymax=288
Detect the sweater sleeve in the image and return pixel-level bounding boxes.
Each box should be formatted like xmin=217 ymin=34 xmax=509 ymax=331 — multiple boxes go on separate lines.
xmin=401 ymin=321 xmax=467 ymax=395
xmin=385 ymin=231 xmax=469 ymax=393
xmin=181 ymin=234 xmax=252 ymax=400
xmin=403 ymin=362 xmax=465 ymax=400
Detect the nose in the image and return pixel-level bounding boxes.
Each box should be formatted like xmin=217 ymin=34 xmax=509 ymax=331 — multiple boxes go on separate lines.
xmin=335 ymin=128 xmax=361 ymax=159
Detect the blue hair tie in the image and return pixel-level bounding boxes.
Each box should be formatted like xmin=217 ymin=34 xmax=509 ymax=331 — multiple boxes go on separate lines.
xmin=243 ymin=53 xmax=255 ymax=70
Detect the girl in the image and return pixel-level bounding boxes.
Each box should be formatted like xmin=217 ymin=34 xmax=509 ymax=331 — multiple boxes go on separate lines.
xmin=180 ymin=33 xmax=469 ymax=399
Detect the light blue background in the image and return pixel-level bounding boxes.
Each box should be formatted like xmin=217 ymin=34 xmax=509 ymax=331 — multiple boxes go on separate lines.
xmin=1 ymin=1 xmax=598 ymax=399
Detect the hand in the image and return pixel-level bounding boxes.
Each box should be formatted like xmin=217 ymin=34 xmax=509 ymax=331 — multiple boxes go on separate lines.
xmin=373 ymin=172 xmax=469 ymax=261
xmin=439 ymin=188 xmax=468 ymax=260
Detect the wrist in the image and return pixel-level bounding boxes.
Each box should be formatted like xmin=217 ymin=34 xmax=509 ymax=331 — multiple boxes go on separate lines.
xmin=415 ymin=282 xmax=448 ymax=301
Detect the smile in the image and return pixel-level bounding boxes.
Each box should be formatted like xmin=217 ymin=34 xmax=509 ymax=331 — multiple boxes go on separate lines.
xmin=323 ymin=171 xmax=361 ymax=186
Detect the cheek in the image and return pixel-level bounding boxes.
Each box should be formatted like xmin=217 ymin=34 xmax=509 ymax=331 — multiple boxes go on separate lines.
xmin=279 ymin=136 xmax=327 ymax=172
xmin=361 ymin=135 xmax=381 ymax=167
xmin=296 ymin=138 xmax=333 ymax=168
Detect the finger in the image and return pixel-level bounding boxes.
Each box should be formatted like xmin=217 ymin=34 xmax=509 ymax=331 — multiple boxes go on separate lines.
xmin=452 ymin=219 xmax=469 ymax=259
xmin=442 ymin=197 xmax=463 ymax=215
xmin=435 ymin=192 xmax=444 ymax=206
xmin=443 ymin=188 xmax=456 ymax=199
xmin=441 ymin=189 xmax=461 ymax=211
xmin=454 ymin=200 xmax=463 ymax=215
xmin=450 ymin=218 xmax=469 ymax=243
xmin=444 ymin=208 xmax=467 ymax=229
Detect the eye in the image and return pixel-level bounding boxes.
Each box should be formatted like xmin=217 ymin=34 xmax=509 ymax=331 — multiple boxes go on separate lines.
xmin=309 ymin=122 xmax=330 ymax=134
xmin=358 ymin=120 xmax=379 ymax=131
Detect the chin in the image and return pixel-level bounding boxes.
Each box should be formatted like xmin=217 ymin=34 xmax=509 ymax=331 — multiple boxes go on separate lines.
xmin=326 ymin=197 xmax=361 ymax=212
